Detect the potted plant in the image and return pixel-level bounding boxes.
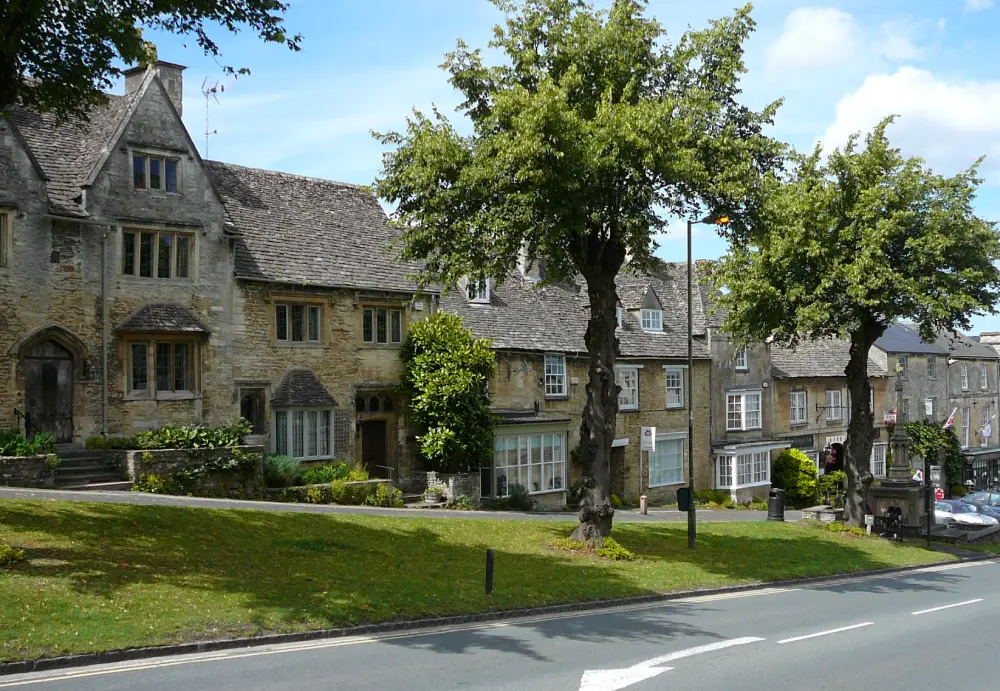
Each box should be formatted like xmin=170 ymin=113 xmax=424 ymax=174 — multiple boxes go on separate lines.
xmin=424 ymin=486 xmax=445 ymax=504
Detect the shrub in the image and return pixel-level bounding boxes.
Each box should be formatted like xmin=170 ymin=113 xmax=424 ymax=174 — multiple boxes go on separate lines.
xmin=363 ymin=482 xmax=405 ymax=508
xmin=85 ymin=436 xmax=138 ymax=451
xmin=263 ymin=455 xmax=300 ymax=488
xmin=0 ymin=542 xmax=26 ymax=567
xmin=773 ymin=449 xmax=819 ymax=503
xmin=133 ymin=418 xmax=251 ymax=451
xmin=450 ymin=494 xmax=478 ymax=511
xmin=694 ymin=489 xmax=730 ymax=505
xmin=0 ymin=428 xmax=55 ymax=457
xmin=401 ymin=312 xmax=496 ymax=473
xmin=596 ymin=537 xmax=636 ymax=561
xmin=818 ymin=470 xmax=847 ymax=503
xmin=950 ymin=485 xmax=967 ymax=498
xmin=496 ymin=483 xmax=534 ymax=511
xmin=299 ymin=462 xmax=351 ymax=485
xmin=821 ymin=522 xmax=868 ymax=538
xmin=610 ymin=493 xmax=623 ymax=509
xmin=346 ymin=464 xmax=369 ymax=482
xmin=132 ymin=473 xmax=180 ymax=495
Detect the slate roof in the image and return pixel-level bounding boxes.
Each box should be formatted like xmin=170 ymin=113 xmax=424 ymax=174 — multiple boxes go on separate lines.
xmin=930 ymin=329 xmax=1000 ymax=360
xmin=7 ymin=87 xmax=140 ymax=216
xmin=874 ymin=322 xmax=950 ymax=355
xmin=771 ymin=339 xmax=887 ymax=379
xmin=115 ymin=303 xmax=210 ymax=334
xmin=203 ymin=161 xmax=430 ymax=294
xmin=441 ymin=273 xmax=711 ymax=359
xmin=271 ymin=369 xmax=339 ymax=407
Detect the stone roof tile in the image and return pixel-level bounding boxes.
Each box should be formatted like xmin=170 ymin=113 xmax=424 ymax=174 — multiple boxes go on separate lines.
xmin=115 ymin=303 xmax=210 ymax=334
xmin=271 ymin=369 xmax=338 ymax=407
xmin=771 ymin=339 xmax=887 ymax=379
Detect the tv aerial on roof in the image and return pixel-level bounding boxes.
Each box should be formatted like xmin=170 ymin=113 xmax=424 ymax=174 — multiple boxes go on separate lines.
xmin=201 ymin=77 xmax=224 ymax=158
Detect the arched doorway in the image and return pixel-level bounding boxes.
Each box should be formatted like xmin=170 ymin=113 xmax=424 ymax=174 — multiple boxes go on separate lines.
xmin=23 ymin=340 xmax=74 ymax=442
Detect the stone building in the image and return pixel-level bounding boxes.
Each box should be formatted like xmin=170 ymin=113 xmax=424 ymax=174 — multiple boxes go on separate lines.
xmin=442 ymin=262 xmax=712 ymax=509
xmin=770 ymin=339 xmax=889 ymax=477
xmin=872 ymin=322 xmax=950 ymax=430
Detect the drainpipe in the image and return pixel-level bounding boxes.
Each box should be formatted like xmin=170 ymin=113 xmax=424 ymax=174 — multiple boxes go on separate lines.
xmin=101 ymin=228 xmax=109 ymax=438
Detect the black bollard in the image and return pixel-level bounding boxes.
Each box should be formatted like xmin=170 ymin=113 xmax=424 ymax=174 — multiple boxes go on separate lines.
xmin=485 ymin=548 xmax=494 ymax=595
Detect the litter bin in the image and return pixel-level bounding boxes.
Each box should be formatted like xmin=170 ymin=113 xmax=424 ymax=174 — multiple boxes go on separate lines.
xmin=767 ymin=487 xmax=785 ymax=522
xmin=676 ymin=487 xmax=691 ymax=512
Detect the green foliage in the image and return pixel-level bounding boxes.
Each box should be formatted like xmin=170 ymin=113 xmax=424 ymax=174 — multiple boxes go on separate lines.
xmin=0 ymin=542 xmax=25 ymax=567
xmin=818 ymin=471 xmax=847 ymax=504
xmin=134 ymin=419 xmax=251 ymax=451
xmin=746 ymin=498 xmax=768 ymax=511
xmin=610 ymin=494 xmax=623 ymax=509
xmin=0 ymin=429 xmax=55 ymax=457
xmin=298 ymin=462 xmax=353 ymax=486
xmin=363 ymin=483 xmax=405 ymax=508
xmin=262 ymin=455 xmax=300 ymax=488
xmin=821 ymin=522 xmax=869 ymax=538
xmin=85 ymin=436 xmax=138 ymax=450
xmin=44 ymin=454 xmax=60 ymax=470
xmin=423 ymin=485 xmax=446 ymax=502
xmin=133 ymin=473 xmax=180 ymax=495
xmin=401 ymin=313 xmax=496 ymax=473
xmin=495 ymin=484 xmax=534 ymax=512
xmin=905 ymin=421 xmax=966 ymax=489
xmin=2 ymin=1 xmax=301 ymax=121
xmin=951 ymin=485 xmax=967 ymax=498
xmin=694 ymin=489 xmax=731 ymax=505
xmin=449 ymin=494 xmax=479 ymax=511
xmin=773 ymin=449 xmax=819 ymax=503
xmin=275 ymin=480 xmax=395 ymax=506
xmin=596 ymin=537 xmax=636 ymax=561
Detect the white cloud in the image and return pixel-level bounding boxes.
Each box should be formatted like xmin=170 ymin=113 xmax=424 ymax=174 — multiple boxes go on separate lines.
xmin=878 ymin=21 xmax=924 ymax=62
xmin=965 ymin=0 xmax=993 ymax=12
xmin=821 ymin=67 xmax=1000 ymax=180
xmin=765 ymin=8 xmax=859 ymax=75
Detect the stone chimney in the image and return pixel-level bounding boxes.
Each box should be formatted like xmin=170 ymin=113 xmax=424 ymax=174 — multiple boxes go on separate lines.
xmin=517 ymin=243 xmax=547 ymax=281
xmin=123 ymin=60 xmax=186 ymax=116
xmin=979 ymin=332 xmax=1000 ymax=345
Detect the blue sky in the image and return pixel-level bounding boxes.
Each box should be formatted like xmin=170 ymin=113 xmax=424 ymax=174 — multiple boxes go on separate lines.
xmin=141 ymin=0 xmax=1000 ymax=333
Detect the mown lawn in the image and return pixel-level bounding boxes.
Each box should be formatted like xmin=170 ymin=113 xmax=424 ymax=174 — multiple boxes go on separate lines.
xmin=0 ymin=500 xmax=951 ymax=662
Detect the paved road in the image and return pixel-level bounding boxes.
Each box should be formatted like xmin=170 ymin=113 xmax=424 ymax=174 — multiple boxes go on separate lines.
xmin=0 ymin=487 xmax=803 ymax=523
xmin=2 ymin=559 xmax=995 ymax=690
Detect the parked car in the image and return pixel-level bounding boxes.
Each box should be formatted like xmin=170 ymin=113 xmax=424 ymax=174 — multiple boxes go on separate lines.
xmin=936 ymin=500 xmax=1000 ymax=526
xmin=965 ymin=503 xmax=1000 ymax=522
xmin=962 ymin=491 xmax=1000 ymax=509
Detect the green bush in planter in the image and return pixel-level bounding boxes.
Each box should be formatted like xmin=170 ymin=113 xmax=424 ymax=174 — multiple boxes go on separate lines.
xmin=773 ymin=449 xmax=819 ymax=503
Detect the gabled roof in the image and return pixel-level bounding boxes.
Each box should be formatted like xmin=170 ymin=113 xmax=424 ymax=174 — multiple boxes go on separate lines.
xmin=115 ymin=304 xmax=210 ymax=334
xmin=6 ymin=80 xmax=144 ymax=216
xmin=441 ymin=273 xmax=711 ymax=359
xmin=931 ymin=329 xmax=999 ymax=361
xmin=204 ymin=161 xmax=431 ymax=295
xmin=271 ymin=369 xmax=338 ymax=407
xmin=771 ymin=339 xmax=887 ymax=379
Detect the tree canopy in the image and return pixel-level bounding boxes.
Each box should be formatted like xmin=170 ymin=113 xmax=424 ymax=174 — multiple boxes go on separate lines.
xmin=713 ymin=117 xmax=1000 ymax=524
xmin=376 ymin=0 xmax=783 ymax=544
xmin=0 ymin=0 xmax=301 ymax=120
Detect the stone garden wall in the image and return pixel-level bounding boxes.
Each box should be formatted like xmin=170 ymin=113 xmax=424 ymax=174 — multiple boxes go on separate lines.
xmin=0 ymin=455 xmax=55 ymax=488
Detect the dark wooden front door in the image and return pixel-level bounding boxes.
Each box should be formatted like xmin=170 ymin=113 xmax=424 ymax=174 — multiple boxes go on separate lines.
xmin=360 ymin=420 xmax=388 ymax=478
xmin=24 ymin=340 xmax=74 ymax=442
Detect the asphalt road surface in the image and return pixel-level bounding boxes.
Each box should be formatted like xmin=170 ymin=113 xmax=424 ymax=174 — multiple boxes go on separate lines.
xmin=0 ymin=487 xmax=804 ymax=522
xmin=3 ymin=560 xmax=996 ymax=690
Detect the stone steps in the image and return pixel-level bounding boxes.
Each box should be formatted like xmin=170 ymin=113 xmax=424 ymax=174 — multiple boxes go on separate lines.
xmin=61 ymin=480 xmax=134 ymax=492
xmin=54 ymin=450 xmax=127 ymax=488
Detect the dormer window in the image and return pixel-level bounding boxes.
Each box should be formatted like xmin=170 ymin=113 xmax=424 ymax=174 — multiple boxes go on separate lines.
xmin=133 ymin=153 xmax=180 ymax=193
xmin=640 ymin=309 xmax=662 ymax=332
xmin=467 ymin=278 xmax=490 ymax=304
xmin=616 ymin=306 xmax=623 ymax=329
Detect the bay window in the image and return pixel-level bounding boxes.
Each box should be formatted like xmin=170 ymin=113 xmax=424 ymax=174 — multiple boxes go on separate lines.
xmin=493 ymin=432 xmax=566 ymax=496
xmin=273 ymin=408 xmax=333 ymax=461
xmin=126 ymin=338 xmax=197 ymax=397
xmin=716 ymin=449 xmax=772 ymax=490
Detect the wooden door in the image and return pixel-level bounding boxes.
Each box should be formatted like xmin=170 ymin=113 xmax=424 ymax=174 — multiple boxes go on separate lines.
xmin=24 ymin=340 xmax=74 ymax=442
xmin=360 ymin=420 xmax=388 ymax=478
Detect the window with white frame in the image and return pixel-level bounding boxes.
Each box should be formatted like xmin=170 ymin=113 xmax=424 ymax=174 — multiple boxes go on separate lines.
xmin=133 ymin=152 xmax=180 ymax=193
xmin=927 ymin=356 xmax=937 ymax=380
xmin=0 ymin=211 xmax=8 ymax=269
xmin=825 ymin=390 xmax=843 ymax=421
xmin=276 ymin=303 xmax=322 ymax=344
xmin=493 ymin=432 xmax=565 ymax=495
xmin=925 ymin=397 xmax=936 ymax=419
xmin=961 ymin=364 xmax=969 ymax=390
xmin=963 ymin=406 xmax=971 ymax=448
xmin=734 ymin=346 xmax=748 ymax=371
xmin=467 ymin=278 xmax=490 ymax=304
xmin=273 ymin=408 xmax=332 ymax=461
xmin=616 ymin=366 xmax=639 ymax=410
xmin=640 ymin=309 xmax=662 ymax=331
xmin=126 ymin=338 xmax=197 ymax=396
xmin=544 ymin=355 xmax=567 ymax=397
xmin=898 ymin=355 xmax=908 ymax=377
xmin=121 ymin=228 xmax=193 ymax=279
xmin=717 ymin=450 xmax=770 ymax=489
xmin=869 ymin=389 xmax=874 ymax=414
xmin=649 ymin=435 xmax=684 ymax=486
xmin=363 ymin=307 xmax=403 ymax=345
xmin=870 ymin=443 xmax=887 ymax=478
xmin=790 ymin=391 xmax=807 ymax=425
xmin=726 ymin=391 xmax=762 ymax=431
xmin=982 ymin=406 xmax=992 ymax=447
xmin=616 ymin=306 xmax=623 ymax=329
xmin=665 ymin=367 xmax=684 ymax=408
xmin=981 ymin=364 xmax=989 ymax=390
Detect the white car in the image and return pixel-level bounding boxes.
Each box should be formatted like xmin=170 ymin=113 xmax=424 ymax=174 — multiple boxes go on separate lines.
xmin=935 ymin=500 xmax=1000 ymax=526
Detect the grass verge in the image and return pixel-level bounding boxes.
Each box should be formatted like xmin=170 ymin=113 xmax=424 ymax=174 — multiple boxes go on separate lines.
xmin=0 ymin=499 xmax=951 ymax=663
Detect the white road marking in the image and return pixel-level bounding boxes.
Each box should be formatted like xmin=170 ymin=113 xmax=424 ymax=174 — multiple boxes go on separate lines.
xmin=578 ymin=637 xmax=765 ymax=691
xmin=912 ymin=599 xmax=983 ymax=616
xmin=777 ymin=622 xmax=873 ymax=645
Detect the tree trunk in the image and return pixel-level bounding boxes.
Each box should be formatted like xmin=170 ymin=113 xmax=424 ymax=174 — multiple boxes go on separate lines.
xmin=843 ymin=326 xmax=885 ymax=526
xmin=570 ymin=272 xmax=620 ymax=546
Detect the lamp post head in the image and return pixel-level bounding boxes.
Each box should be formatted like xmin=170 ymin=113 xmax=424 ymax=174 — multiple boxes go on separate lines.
xmin=699 ymin=214 xmax=731 ymax=226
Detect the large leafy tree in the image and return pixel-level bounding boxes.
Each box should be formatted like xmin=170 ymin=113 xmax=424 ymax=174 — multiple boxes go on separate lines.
xmin=0 ymin=0 xmax=301 ymax=120
xmin=714 ymin=117 xmax=1000 ymax=526
xmin=375 ymin=0 xmax=782 ymax=544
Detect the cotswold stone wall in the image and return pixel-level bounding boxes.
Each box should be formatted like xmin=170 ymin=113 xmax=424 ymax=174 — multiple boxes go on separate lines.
xmin=0 ymin=455 xmax=54 ymax=487
xmin=125 ymin=445 xmax=264 ymax=496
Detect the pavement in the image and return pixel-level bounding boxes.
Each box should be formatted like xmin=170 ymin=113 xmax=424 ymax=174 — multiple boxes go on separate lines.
xmin=0 ymin=486 xmax=804 ymax=522
xmin=2 ymin=558 xmax=995 ymax=690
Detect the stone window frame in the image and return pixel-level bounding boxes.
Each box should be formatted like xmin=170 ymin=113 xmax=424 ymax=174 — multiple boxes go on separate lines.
xmin=123 ymin=334 xmax=200 ymax=401
xmin=664 ymin=365 xmax=685 ymax=409
xmin=120 ymin=225 xmax=195 ymax=280
xmin=961 ymin=363 xmax=969 ymax=390
xmin=981 ymin=363 xmax=989 ymax=391
xmin=0 ymin=209 xmax=10 ymax=270
xmin=543 ymin=354 xmax=567 ymax=398
xmin=789 ymin=390 xmax=808 ymax=426
xmin=726 ymin=390 xmax=762 ymax=431
xmin=825 ymin=389 xmax=844 ymax=421
xmin=132 ymin=149 xmax=181 ymax=194
xmin=362 ymin=305 xmax=404 ymax=347
xmin=615 ymin=364 xmax=640 ymax=411
xmin=272 ymin=407 xmax=334 ymax=461
xmin=275 ymin=302 xmax=323 ymax=345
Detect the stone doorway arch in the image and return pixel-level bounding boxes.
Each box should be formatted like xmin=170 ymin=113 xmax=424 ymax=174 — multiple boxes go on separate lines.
xmin=12 ymin=326 xmax=88 ymax=443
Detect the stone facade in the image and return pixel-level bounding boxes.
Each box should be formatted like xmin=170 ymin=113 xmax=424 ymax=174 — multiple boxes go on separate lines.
xmin=124 ymin=445 xmax=264 ymax=496
xmin=0 ymin=454 xmax=55 ymax=487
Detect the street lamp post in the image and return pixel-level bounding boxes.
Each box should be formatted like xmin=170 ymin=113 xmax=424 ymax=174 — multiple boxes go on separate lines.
xmin=686 ymin=214 xmax=729 ymax=550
